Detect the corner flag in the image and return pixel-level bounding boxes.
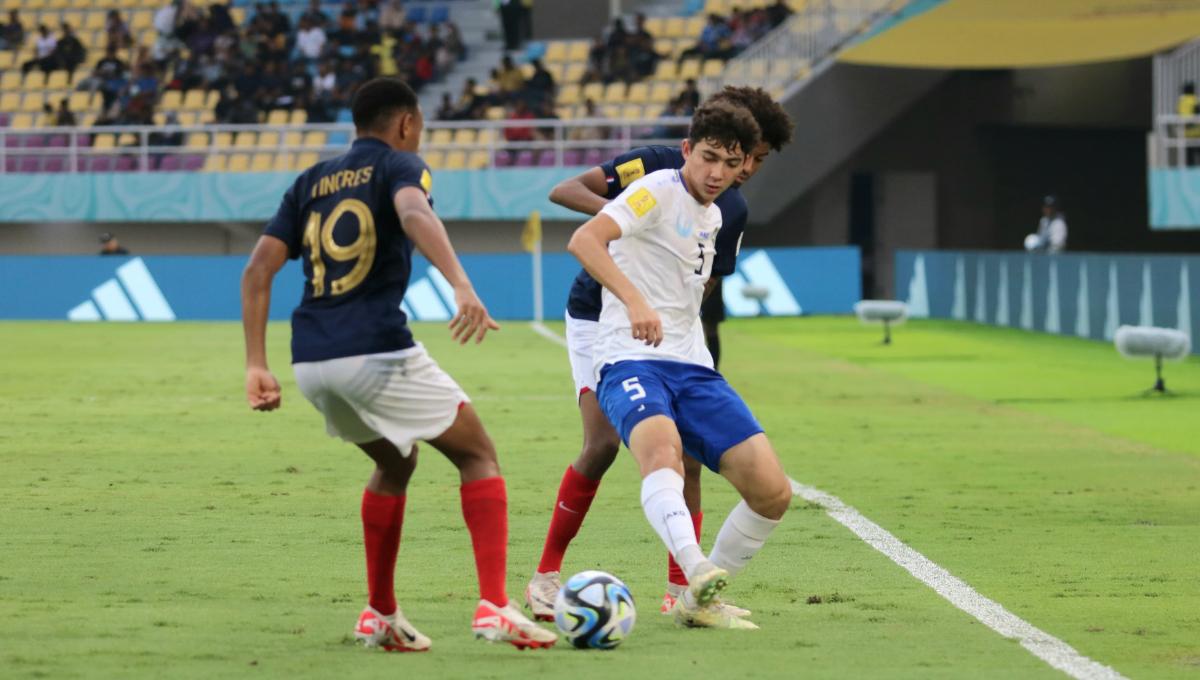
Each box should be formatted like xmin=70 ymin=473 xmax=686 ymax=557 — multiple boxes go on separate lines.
xmin=521 ymin=210 xmax=542 ymax=253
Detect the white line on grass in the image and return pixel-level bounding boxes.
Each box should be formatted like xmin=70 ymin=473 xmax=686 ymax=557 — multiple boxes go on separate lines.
xmin=530 ymin=323 xmax=1127 ymax=680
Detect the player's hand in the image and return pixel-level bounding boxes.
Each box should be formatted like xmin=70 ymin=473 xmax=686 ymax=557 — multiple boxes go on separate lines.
xmin=449 ymin=286 xmax=501 ymax=345
xmin=627 ymin=300 xmax=663 ymax=347
xmin=245 ymin=366 xmax=282 ymax=411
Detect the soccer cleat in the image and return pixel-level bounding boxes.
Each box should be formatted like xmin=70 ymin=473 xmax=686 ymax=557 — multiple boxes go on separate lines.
xmin=714 ymin=599 xmax=752 ymax=618
xmin=686 ymin=561 xmax=729 ymax=608
xmin=354 ymin=606 xmax=432 ymax=652
xmin=672 ymin=597 xmax=759 ymax=630
xmin=472 ymin=599 xmax=558 ymax=649
xmin=524 ymin=571 xmax=562 ymax=622
xmin=660 ymin=583 xmax=685 ymax=614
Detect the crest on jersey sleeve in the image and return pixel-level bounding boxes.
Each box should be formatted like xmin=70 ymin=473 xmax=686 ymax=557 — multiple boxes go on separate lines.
xmin=615 ymin=158 xmax=646 ymax=187
xmin=626 ymin=187 xmax=657 ymax=217
xmin=420 ymin=168 xmax=433 ymax=194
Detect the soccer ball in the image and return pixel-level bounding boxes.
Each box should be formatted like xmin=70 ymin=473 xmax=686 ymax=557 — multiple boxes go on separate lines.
xmin=553 ymin=570 xmax=636 ymax=649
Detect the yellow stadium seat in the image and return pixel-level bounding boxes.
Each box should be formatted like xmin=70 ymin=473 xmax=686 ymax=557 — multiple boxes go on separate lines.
xmin=79 ymin=112 xmax=96 ymax=126
xmin=444 ymin=150 xmax=466 ymax=170
xmin=601 ymin=104 xmax=620 ymax=119
xmin=234 ymin=132 xmax=257 ymax=148
xmin=68 ymin=91 xmax=92 ymax=112
xmin=467 ymin=150 xmax=489 ymax=169
xmin=566 ymin=41 xmax=589 ymax=62
xmin=653 ymin=60 xmax=679 ymax=81
xmin=702 ymin=59 xmax=724 ymax=78
xmin=653 ymin=39 xmax=676 ymax=60
xmin=44 ymin=71 xmax=68 ymax=90
xmin=9 ymin=112 xmax=32 ymax=129
xmin=266 ymin=110 xmax=288 ymax=126
xmin=130 ymin=11 xmax=151 ymax=31
xmin=0 ymin=51 xmax=12 ymax=70
xmin=230 ymin=8 xmax=246 ymax=26
xmin=272 ymin=153 xmax=294 ymax=172
xmin=204 ymin=90 xmax=220 ymax=109
xmin=258 ymin=132 xmax=279 ymax=148
xmin=563 ymin=62 xmax=586 ymax=83
xmin=213 ymin=132 xmax=233 ymax=148
xmin=20 ymin=95 xmax=44 ymax=112
xmin=544 ymin=41 xmax=567 ymax=62
xmin=118 ymin=132 xmax=137 ymax=146
xmin=197 ymin=110 xmax=215 ymax=124
xmin=160 ymin=90 xmax=182 ymax=110
xmin=684 ymin=17 xmax=706 ymax=38
xmin=643 ymin=17 xmax=665 ymax=37
xmin=520 ymin=63 xmax=534 ymax=79
xmin=186 ymin=132 xmax=209 ymax=149
xmin=302 ymin=131 xmax=326 ymax=148
xmin=705 ymin=0 xmax=730 ymax=13
xmin=84 ymin=11 xmax=105 ymax=30
xmin=288 ymin=109 xmax=306 ymax=125
xmin=486 ymin=106 xmax=506 ymax=120
xmin=61 ymin=10 xmax=83 ymax=28
xmin=453 ymin=128 xmax=477 ymax=145
xmin=203 ymin=153 xmax=227 ymax=172
xmin=93 ymin=133 xmax=116 ymax=149
xmin=0 ymin=71 xmax=19 ymax=89
xmin=227 ymin=153 xmax=250 ymax=172
xmin=748 ymin=60 xmax=767 ymax=79
xmin=283 ymin=131 xmax=302 ymax=148
xmin=603 ymin=82 xmax=626 ymax=103
xmin=622 ymin=104 xmax=644 ymax=120
xmin=250 ymin=153 xmax=272 ymax=171
xmin=177 ymin=111 xmax=197 ymax=126
xmin=582 ymin=82 xmax=603 ymax=102
xmin=423 ymin=150 xmax=444 ymax=170
xmin=296 ymin=152 xmax=319 ymax=169
xmin=649 ymin=82 xmax=672 ymax=104
xmin=556 ymin=106 xmax=573 ymax=120
xmin=48 ymin=0 xmax=72 ymax=9
xmin=430 ymin=128 xmax=452 ymax=146
xmin=626 ymin=82 xmax=649 ymax=104
xmin=788 ymin=0 xmax=808 ymax=10
xmin=663 ymin=17 xmax=685 ymax=39
xmin=678 ymin=59 xmax=701 ymax=79
xmin=477 ymin=128 xmax=496 ymax=145
xmin=181 ymin=89 xmax=205 ymax=110
xmin=0 ymin=91 xmax=20 ymax=111
xmin=22 ymin=0 xmax=47 ymax=8
xmin=152 ymin=112 xmax=165 ymax=126
xmin=558 ymin=83 xmax=581 ymax=106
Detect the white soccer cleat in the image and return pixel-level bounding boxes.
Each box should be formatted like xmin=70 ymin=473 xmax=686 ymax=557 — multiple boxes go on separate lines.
xmin=672 ymin=597 xmax=759 ymax=630
xmin=524 ymin=571 xmax=562 ymax=622
xmin=354 ymin=606 xmax=432 ymax=652
xmin=713 ymin=599 xmax=752 ymax=618
xmin=686 ymin=561 xmax=729 ymax=608
xmin=472 ymin=599 xmax=558 ymax=649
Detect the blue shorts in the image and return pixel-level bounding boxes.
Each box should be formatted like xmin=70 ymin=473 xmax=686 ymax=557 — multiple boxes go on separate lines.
xmin=597 ymin=360 xmax=764 ymax=472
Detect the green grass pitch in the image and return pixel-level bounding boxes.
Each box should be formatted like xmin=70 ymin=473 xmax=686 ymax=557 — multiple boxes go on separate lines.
xmin=1 ymin=317 xmax=1198 ymax=679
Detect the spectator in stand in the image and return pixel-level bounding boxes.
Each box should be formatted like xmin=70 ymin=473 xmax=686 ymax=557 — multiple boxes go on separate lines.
xmin=105 ymin=10 xmax=133 ymax=51
xmin=313 ymin=59 xmax=337 ymax=98
xmin=498 ymin=0 xmax=523 ymax=51
xmin=453 ymin=77 xmax=481 ymax=117
xmin=767 ymin=0 xmax=793 ymax=28
xmin=504 ymin=98 xmax=535 ymax=142
xmin=99 ymin=233 xmax=130 ymax=256
xmin=370 ymin=28 xmax=398 ymax=76
xmin=185 ymin=17 xmax=217 ymax=57
xmin=300 ymin=0 xmax=330 ymax=30
xmin=53 ymin=98 xmax=76 ymax=126
xmin=296 ymin=17 xmax=326 ymax=61
xmin=209 ymin=2 xmax=235 ymax=34
xmin=606 ymin=17 xmax=628 ymax=49
xmin=436 ymin=92 xmax=456 ymax=120
xmin=569 ymin=98 xmax=607 ymax=141
xmin=52 ymin=24 xmax=86 ymax=82
xmin=628 ymin=14 xmax=661 ymax=78
xmin=89 ymin=45 xmax=129 ymax=110
xmin=679 ymin=14 xmax=733 ymax=61
xmin=678 ymin=78 xmax=700 ymax=111
xmin=1 ymin=10 xmax=24 ymax=52
xmin=525 ymin=58 xmax=556 ymax=105
xmin=379 ymin=0 xmax=404 ymax=31
xmin=497 ymin=55 xmax=525 ymax=100
xmin=20 ymin=24 xmax=57 ymax=81
xmin=444 ymin=22 xmax=466 ymax=60
xmin=149 ymin=111 xmax=184 ymax=147
xmin=411 ymin=47 xmax=435 ymax=89
xmin=645 ymin=95 xmax=689 ymax=139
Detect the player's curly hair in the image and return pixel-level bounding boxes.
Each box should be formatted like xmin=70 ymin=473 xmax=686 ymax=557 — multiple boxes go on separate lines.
xmin=706 ymin=86 xmax=794 ymax=151
xmin=351 ymin=77 xmax=419 ymax=132
xmin=687 ymin=100 xmax=761 ymax=158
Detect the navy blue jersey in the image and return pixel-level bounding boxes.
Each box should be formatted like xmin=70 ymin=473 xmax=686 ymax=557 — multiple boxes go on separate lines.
xmin=264 ymin=137 xmax=434 ymax=363
xmin=565 ymin=145 xmax=749 ymax=321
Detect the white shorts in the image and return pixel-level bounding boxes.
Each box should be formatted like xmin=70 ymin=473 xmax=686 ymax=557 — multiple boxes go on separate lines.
xmin=565 ymin=311 xmax=599 ymax=398
xmin=293 ymin=344 xmax=470 ymax=454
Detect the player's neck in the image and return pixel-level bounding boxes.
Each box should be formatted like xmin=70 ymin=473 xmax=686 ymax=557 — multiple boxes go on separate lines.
xmin=677 ymin=170 xmax=712 ymax=207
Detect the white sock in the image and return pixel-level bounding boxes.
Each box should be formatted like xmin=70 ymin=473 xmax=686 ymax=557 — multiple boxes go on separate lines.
xmin=641 ymin=468 xmax=706 ymax=577
xmin=709 ymin=500 xmax=781 ymax=578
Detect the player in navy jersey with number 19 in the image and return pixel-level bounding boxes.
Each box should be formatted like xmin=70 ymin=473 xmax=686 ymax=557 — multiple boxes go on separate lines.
xmin=240 ymin=78 xmax=555 ymax=652
xmin=525 ymin=87 xmax=794 ymax=621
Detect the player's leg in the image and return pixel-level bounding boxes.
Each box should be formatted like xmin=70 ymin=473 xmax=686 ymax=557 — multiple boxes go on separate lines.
xmin=710 ymin=433 xmax=791 ymax=577
xmin=527 ymin=314 xmax=620 ymax=619
xmin=661 ymin=455 xmax=704 ymax=613
xmin=425 ymin=403 xmax=557 ymax=649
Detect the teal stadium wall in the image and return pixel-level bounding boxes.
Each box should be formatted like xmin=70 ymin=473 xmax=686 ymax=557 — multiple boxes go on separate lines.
xmin=1150 ymin=169 xmax=1200 ymax=229
xmin=895 ymin=250 xmax=1199 ymax=354
xmin=0 ymin=169 xmax=589 ymax=222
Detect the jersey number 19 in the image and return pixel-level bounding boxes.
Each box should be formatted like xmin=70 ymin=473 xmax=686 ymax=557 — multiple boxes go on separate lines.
xmin=302 ymin=198 xmax=377 ymax=297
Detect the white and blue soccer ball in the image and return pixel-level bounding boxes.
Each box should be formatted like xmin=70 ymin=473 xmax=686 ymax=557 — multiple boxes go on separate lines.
xmin=553 ymin=570 xmax=636 ymax=649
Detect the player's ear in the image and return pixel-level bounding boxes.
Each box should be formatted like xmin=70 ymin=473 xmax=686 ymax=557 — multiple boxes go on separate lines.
xmin=681 ymin=138 xmax=691 ymax=159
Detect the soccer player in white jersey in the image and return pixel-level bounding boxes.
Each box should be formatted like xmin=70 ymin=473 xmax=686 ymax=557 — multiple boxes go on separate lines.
xmin=566 ymin=101 xmax=794 ymax=629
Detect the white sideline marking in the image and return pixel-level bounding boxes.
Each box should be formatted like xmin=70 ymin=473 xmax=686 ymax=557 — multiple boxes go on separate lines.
xmin=530 ymin=324 xmax=1127 ymax=680
xmin=790 ymin=482 xmax=1127 ymax=680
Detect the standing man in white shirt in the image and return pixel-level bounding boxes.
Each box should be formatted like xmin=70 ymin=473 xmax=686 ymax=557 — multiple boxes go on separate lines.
xmin=1025 ymin=194 xmax=1068 ymax=253
xmin=566 ymin=101 xmax=794 ymax=631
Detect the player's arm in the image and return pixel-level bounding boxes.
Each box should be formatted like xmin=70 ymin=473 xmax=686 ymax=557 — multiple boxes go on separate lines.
xmin=548 ymin=166 xmax=610 ymax=216
xmin=567 ymin=214 xmax=662 ymax=347
xmin=394 ymin=186 xmax=499 ymax=344
xmin=240 ymin=235 xmax=289 ymax=411
xmin=703 ymin=277 xmax=720 ymax=301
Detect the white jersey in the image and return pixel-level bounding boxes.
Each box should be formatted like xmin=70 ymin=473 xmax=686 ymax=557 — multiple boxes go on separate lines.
xmin=592 ymin=169 xmax=723 ymax=379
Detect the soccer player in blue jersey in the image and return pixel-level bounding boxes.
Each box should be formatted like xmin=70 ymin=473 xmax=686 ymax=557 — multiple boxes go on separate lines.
xmin=567 ymin=101 xmax=793 ymax=630
xmin=240 ymin=78 xmax=556 ymax=652
xmin=526 ymin=87 xmax=794 ymax=621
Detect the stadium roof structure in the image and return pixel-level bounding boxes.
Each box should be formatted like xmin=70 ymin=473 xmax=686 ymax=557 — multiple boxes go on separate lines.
xmin=839 ymin=0 xmax=1200 ymax=69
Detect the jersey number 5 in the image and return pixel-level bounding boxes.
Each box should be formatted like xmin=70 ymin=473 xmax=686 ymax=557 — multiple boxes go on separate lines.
xmin=302 ymin=198 xmax=377 ymax=297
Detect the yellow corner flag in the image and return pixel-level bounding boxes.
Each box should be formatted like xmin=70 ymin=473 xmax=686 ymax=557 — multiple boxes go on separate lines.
xmin=521 ymin=209 xmax=542 ymax=253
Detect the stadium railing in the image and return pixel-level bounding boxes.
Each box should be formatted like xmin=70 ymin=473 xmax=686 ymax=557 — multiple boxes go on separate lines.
xmin=0 ymin=116 xmax=694 ymax=173
xmin=1154 ymin=37 xmax=1200 ymax=118
xmin=700 ymin=0 xmax=904 ymax=98
xmin=1150 ymin=115 xmax=1200 ymax=169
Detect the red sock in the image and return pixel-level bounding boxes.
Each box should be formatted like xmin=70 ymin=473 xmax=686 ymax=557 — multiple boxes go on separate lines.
xmin=667 ymin=511 xmax=703 ymax=586
xmin=361 ymin=490 xmax=406 ymax=615
xmin=536 ymin=465 xmax=602 ymax=574
xmin=461 ymin=476 xmax=509 ymax=606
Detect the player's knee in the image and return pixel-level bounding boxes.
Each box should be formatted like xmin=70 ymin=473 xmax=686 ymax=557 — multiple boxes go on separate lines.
xmin=756 ymin=481 xmax=792 ymax=521
xmin=640 ymin=443 xmax=683 ymax=476
xmin=576 ymin=435 xmax=620 ymax=478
